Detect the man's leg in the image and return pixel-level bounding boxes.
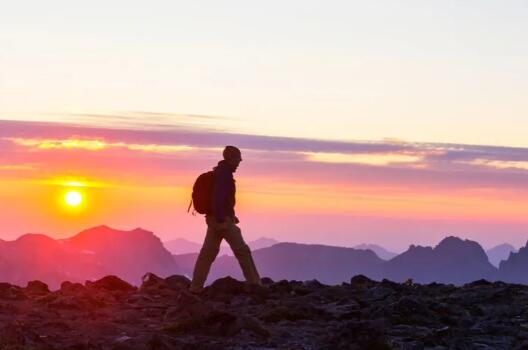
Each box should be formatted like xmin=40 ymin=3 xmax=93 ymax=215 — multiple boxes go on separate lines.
xmin=190 ymin=217 xmax=223 ymax=292
xmin=223 ymin=218 xmax=262 ymax=285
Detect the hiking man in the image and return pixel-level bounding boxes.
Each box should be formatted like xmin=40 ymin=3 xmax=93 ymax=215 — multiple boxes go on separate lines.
xmin=189 ymin=146 xmax=262 ymax=293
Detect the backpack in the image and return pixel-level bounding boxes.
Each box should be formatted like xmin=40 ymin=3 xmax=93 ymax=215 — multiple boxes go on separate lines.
xmin=188 ymin=171 xmax=215 ymax=215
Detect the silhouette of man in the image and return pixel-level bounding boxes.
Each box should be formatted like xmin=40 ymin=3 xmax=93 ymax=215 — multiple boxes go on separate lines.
xmin=189 ymin=146 xmax=262 ymax=293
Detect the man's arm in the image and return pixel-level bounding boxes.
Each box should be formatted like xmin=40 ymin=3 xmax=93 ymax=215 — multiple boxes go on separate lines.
xmin=212 ymin=168 xmax=230 ymax=224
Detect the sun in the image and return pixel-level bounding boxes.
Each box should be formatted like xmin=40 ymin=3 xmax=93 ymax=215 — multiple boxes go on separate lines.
xmin=64 ymin=190 xmax=83 ymax=207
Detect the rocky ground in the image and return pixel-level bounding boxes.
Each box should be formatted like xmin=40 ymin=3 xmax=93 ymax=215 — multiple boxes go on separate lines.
xmin=1 ymin=274 xmax=528 ymax=350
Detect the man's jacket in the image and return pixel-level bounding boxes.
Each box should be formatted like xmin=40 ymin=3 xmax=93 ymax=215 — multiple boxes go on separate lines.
xmin=211 ymin=160 xmax=236 ymax=223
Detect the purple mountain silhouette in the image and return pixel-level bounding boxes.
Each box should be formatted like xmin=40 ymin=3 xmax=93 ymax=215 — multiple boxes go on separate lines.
xmin=353 ymin=243 xmax=398 ymax=260
xmin=486 ymin=243 xmax=517 ymax=268
xmin=173 ymin=242 xmax=384 ymax=284
xmin=384 ymin=236 xmax=498 ymax=284
xmin=499 ymin=241 xmax=528 ymax=284
xmin=173 ymin=237 xmax=506 ymax=285
xmin=3 ymin=226 xmax=528 ymax=289
xmin=0 ymin=226 xmax=178 ymax=290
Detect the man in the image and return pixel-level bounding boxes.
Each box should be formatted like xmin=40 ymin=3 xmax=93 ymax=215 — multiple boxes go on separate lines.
xmin=189 ymin=146 xmax=262 ymax=294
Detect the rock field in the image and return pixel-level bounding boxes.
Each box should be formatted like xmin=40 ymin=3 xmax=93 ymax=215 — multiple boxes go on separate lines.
xmin=1 ymin=273 xmax=528 ymax=349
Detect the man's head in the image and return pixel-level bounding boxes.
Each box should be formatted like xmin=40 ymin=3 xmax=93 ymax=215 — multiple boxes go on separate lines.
xmin=223 ymin=146 xmax=242 ymax=171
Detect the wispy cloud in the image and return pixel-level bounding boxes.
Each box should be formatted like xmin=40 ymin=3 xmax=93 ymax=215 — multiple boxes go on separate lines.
xmin=0 ymin=119 xmax=412 ymax=153
xmin=0 ymin=164 xmax=35 ymax=171
xmin=10 ymin=138 xmax=108 ymax=151
xmin=65 ymin=111 xmax=235 ymax=131
xmin=469 ymin=159 xmax=528 ymax=171
xmin=303 ymin=151 xmax=424 ymax=166
xmin=4 ymin=118 xmax=527 ymax=167
xmin=1 ymin=118 xmax=528 ymax=193
xmin=9 ymin=137 xmax=200 ymax=154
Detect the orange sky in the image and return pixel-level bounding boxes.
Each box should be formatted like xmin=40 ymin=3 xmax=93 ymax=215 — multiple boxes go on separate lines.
xmin=1 ymin=118 xmax=528 ymax=251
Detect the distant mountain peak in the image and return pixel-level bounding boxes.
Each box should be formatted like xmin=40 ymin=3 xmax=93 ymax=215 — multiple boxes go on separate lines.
xmin=75 ymin=225 xmax=116 ymax=236
xmin=436 ymin=236 xmax=465 ymax=246
xmin=132 ymin=227 xmax=151 ymax=233
xmin=385 ymin=236 xmax=497 ymax=285
xmin=486 ymin=243 xmax=517 ymax=268
xmin=91 ymin=224 xmax=112 ymax=231
xmin=407 ymin=244 xmax=432 ymax=252
xmin=435 ymin=236 xmax=484 ymax=252
xmin=0 ymin=225 xmax=179 ymax=290
xmin=353 ymin=243 xmax=398 ymax=260
xmin=491 ymin=243 xmax=515 ymax=250
xmin=75 ymin=225 xmax=154 ymax=238
xmin=252 ymin=237 xmax=278 ymax=243
xmin=15 ymin=233 xmax=56 ymax=243
xmin=434 ymin=237 xmax=490 ymax=264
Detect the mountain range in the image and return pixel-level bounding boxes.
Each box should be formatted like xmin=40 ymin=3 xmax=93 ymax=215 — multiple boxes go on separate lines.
xmin=172 ymin=242 xmax=385 ymax=285
xmin=1 ymin=225 xmax=528 ymax=288
xmin=173 ymin=236 xmax=528 ymax=285
xmin=164 ymin=237 xmax=399 ymax=261
xmin=0 ymin=225 xmax=178 ymax=290
xmin=383 ymin=236 xmax=498 ymax=284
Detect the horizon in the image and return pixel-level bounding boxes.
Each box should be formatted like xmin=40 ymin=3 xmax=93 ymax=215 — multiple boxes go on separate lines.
xmin=1 ymin=2 xmax=528 ymax=252
xmin=1 ymin=221 xmax=524 ymax=255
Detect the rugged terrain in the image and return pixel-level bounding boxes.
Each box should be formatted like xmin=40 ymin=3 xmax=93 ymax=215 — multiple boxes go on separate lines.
xmin=2 ymin=273 xmax=528 ymax=350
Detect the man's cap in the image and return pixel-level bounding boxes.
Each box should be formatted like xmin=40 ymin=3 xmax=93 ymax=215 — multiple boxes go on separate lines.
xmin=223 ymin=146 xmax=242 ymax=161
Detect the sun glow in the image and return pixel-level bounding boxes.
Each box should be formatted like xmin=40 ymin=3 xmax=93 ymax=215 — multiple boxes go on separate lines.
xmin=64 ymin=190 xmax=83 ymax=207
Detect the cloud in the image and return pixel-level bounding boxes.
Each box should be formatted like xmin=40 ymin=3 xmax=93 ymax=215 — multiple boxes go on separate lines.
xmin=8 ymin=137 xmax=200 ymax=154
xmin=303 ymin=152 xmax=423 ymax=166
xmin=64 ymin=112 xmax=234 ymax=131
xmin=3 ymin=118 xmax=528 ymax=172
xmin=470 ymin=159 xmax=528 ymax=171
xmin=0 ymin=119 xmax=412 ymax=154
xmin=0 ymin=164 xmax=35 ymax=171
xmin=1 ymin=118 xmax=528 ymax=192
xmin=9 ymin=138 xmax=108 ymax=151
xmin=423 ymin=143 xmax=528 ymax=163
xmin=3 ymin=118 xmax=527 ymax=167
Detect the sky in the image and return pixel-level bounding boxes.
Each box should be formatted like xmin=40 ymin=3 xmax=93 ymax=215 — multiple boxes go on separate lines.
xmin=1 ymin=1 xmax=527 ymax=251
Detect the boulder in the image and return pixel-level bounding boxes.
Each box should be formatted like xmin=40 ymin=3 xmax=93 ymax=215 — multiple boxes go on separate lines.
xmin=86 ymin=275 xmax=137 ymax=292
xmin=350 ymin=274 xmax=376 ymax=289
xmin=140 ymin=272 xmax=167 ymax=291
xmin=25 ymin=280 xmax=50 ymax=296
xmin=0 ymin=282 xmax=27 ymax=300
xmin=205 ymin=276 xmax=246 ymax=296
xmin=261 ymin=277 xmax=274 ymax=285
xmin=60 ymin=281 xmax=87 ymax=294
xmin=165 ymin=275 xmax=191 ymax=291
